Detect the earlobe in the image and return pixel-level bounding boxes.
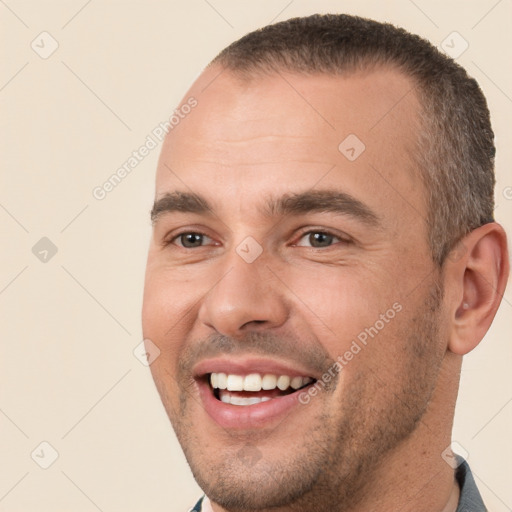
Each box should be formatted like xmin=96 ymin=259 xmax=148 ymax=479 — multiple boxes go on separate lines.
xmin=447 ymin=223 xmax=509 ymax=356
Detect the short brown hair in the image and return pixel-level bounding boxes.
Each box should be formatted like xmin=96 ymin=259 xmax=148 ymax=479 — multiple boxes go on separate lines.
xmin=211 ymin=14 xmax=495 ymax=265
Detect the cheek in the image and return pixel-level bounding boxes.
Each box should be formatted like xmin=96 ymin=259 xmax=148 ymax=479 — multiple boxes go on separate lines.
xmin=283 ymin=263 xmax=396 ymax=354
xmin=141 ymin=267 xmax=202 ymax=386
xmin=142 ymin=259 xmax=201 ymax=332
xmin=142 ymin=271 xmax=196 ymax=420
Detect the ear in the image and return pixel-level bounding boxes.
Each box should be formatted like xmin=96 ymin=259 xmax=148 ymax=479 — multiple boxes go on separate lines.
xmin=444 ymin=222 xmax=509 ymax=355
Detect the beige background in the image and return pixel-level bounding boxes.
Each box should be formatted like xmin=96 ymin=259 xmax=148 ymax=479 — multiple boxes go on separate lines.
xmin=1 ymin=1 xmax=511 ymax=510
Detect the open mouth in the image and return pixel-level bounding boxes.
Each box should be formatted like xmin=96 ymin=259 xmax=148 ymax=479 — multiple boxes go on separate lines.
xmin=194 ymin=360 xmax=321 ymax=428
xmin=208 ymin=372 xmax=316 ymax=406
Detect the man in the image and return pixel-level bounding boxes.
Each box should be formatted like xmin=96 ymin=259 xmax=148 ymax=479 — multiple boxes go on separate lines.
xmin=142 ymin=14 xmax=509 ymax=512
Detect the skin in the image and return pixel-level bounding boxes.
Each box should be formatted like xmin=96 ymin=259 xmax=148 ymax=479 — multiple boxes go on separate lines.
xmin=142 ymin=65 xmax=509 ymax=512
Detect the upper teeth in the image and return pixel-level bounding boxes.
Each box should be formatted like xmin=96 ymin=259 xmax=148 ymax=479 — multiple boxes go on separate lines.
xmin=210 ymin=373 xmax=313 ymax=392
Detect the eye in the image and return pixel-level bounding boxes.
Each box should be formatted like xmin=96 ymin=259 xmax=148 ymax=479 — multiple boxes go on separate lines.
xmin=295 ymin=231 xmax=344 ymax=248
xmin=172 ymin=232 xmax=214 ymax=248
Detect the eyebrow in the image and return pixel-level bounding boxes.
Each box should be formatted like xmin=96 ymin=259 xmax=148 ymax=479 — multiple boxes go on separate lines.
xmin=151 ymin=191 xmax=213 ymax=223
xmin=151 ymin=189 xmax=380 ymax=227
xmin=266 ymin=190 xmax=380 ymax=226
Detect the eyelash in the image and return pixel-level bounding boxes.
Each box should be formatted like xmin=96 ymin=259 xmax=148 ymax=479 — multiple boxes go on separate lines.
xmin=164 ymin=228 xmax=351 ymax=249
xmin=163 ymin=231 xmax=215 ymax=248
xmin=292 ymin=228 xmax=351 ymax=248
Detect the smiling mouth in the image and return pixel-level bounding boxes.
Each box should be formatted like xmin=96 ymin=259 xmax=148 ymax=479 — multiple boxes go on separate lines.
xmin=208 ymin=372 xmax=316 ymax=406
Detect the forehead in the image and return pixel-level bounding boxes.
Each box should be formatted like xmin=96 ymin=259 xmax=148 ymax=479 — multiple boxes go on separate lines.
xmin=155 ymin=66 xmax=424 ymax=221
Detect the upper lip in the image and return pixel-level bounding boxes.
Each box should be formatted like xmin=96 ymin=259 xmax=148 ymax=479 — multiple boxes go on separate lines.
xmin=193 ymin=357 xmax=319 ymax=380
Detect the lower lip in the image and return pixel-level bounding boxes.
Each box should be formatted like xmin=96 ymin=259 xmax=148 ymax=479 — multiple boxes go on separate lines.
xmin=197 ymin=380 xmax=313 ymax=429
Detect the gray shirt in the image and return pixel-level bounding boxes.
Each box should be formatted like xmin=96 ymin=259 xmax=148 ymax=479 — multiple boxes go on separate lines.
xmin=189 ymin=458 xmax=486 ymax=511
xmin=455 ymin=457 xmax=487 ymax=511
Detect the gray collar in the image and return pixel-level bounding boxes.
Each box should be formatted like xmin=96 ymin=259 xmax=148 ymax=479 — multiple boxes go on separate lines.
xmin=455 ymin=457 xmax=487 ymax=511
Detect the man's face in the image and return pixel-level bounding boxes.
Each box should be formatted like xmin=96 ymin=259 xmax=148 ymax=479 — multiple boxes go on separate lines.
xmin=142 ymin=67 xmax=449 ymax=509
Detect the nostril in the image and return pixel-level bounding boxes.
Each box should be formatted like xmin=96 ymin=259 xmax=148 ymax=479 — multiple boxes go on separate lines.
xmin=241 ymin=319 xmax=267 ymax=329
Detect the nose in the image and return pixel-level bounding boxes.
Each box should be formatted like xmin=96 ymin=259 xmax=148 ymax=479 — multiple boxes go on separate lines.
xmin=197 ymin=249 xmax=289 ymax=337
